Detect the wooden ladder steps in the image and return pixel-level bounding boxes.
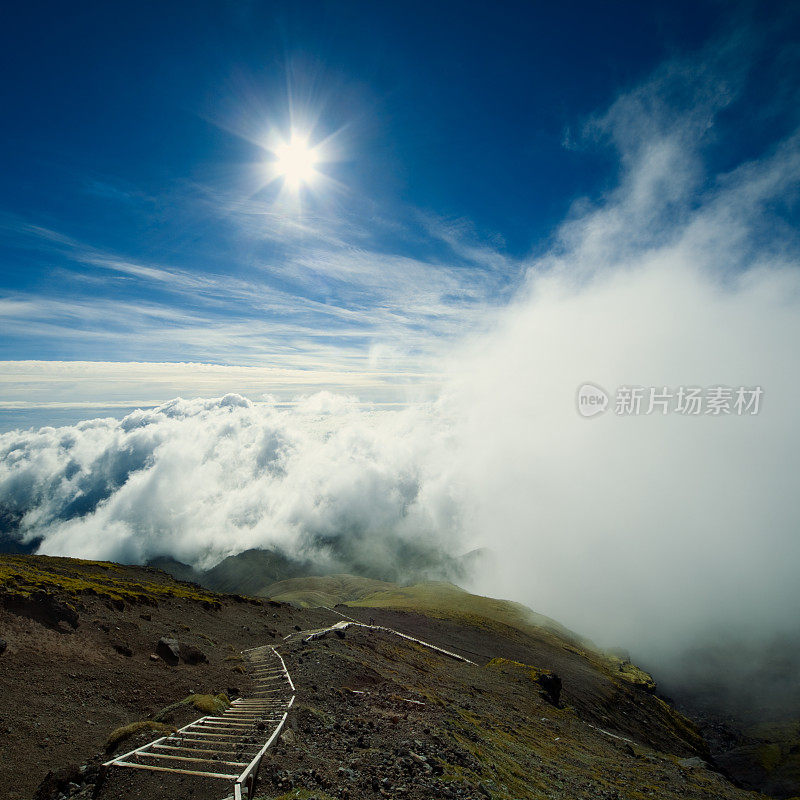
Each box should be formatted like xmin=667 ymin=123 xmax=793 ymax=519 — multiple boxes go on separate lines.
xmin=104 ymin=644 xmax=296 ymax=798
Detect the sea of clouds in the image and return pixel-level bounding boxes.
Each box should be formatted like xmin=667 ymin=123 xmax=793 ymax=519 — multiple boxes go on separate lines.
xmin=0 ymin=392 xmax=466 ymax=579
xmin=2 ymin=36 xmax=800 ymax=678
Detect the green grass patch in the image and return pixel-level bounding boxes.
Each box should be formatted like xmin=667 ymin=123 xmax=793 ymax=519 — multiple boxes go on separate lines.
xmin=485 ymin=656 xmax=550 ymax=682
xmin=105 ymin=721 xmax=175 ymax=753
xmin=758 ymin=744 xmax=783 ymax=771
xmin=0 ymin=554 xmax=223 ymax=608
xmin=153 ymin=693 xmax=230 ymax=722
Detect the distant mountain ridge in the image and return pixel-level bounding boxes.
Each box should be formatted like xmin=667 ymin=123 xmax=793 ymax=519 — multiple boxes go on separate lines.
xmin=148 ymin=546 xmax=492 ymax=597
xmin=148 ymin=548 xmax=320 ymax=595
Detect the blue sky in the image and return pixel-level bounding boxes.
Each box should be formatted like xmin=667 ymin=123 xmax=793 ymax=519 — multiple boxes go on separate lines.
xmin=0 ymin=1 xmax=798 ymax=419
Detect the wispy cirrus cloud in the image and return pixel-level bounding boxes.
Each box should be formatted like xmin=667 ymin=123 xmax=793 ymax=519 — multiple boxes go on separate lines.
xmin=0 ymin=194 xmax=518 ymax=409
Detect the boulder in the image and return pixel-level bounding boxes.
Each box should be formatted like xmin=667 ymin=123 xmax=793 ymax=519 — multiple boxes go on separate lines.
xmin=154 ymin=638 xmax=207 ymax=665
xmin=535 ymin=671 xmax=562 ymax=707
xmin=156 ymin=637 xmax=180 ymax=665
xmin=0 ymin=638 xmax=6 ymax=656
xmin=179 ymin=643 xmax=208 ymax=665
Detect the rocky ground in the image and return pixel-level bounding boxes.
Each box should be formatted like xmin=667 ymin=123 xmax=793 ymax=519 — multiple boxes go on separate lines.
xmin=666 ymin=705 xmax=800 ymax=800
xmin=241 ymin=608 xmax=766 ymax=800
xmin=0 ymin=555 xmax=331 ymax=800
xmin=0 ymin=555 xmax=770 ymax=800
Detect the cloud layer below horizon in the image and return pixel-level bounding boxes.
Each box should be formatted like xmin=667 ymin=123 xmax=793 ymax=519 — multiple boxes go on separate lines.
xmin=0 ymin=392 xmax=464 ymax=580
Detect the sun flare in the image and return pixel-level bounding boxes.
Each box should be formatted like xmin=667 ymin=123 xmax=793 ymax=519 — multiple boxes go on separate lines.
xmin=272 ymin=132 xmax=319 ymax=190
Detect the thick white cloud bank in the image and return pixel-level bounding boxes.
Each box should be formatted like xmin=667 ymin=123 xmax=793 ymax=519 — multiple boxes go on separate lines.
xmin=2 ymin=40 xmax=800 ymax=665
xmin=454 ymin=50 xmax=800 ymax=654
xmin=0 ymin=392 xmax=464 ymax=577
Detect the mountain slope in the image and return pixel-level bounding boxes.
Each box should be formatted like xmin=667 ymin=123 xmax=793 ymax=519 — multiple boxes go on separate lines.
xmin=264 ymin=578 xmax=703 ymax=755
xmin=264 ymin=573 xmax=399 ymax=607
xmin=266 ymin=576 xmax=655 ymax=691
xmin=0 ymin=555 xmax=768 ymax=800
xmin=244 ymin=616 xmax=757 ymax=800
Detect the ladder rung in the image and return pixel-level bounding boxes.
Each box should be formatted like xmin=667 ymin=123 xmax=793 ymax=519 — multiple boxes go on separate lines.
xmin=224 ymin=710 xmax=282 ymax=714
xmin=200 ymin=721 xmax=254 ymax=727
xmin=190 ymin=727 xmax=252 ymax=734
xmin=112 ymin=761 xmax=239 ymax=779
xmin=135 ymin=751 xmax=248 ymax=767
xmin=223 ymin=710 xmax=275 ymax=714
xmin=194 ymin=726 xmax=253 ymax=732
xmin=191 ymin=724 xmax=253 ymax=731
xmin=231 ymin=702 xmax=285 ymax=706
xmin=152 ymin=744 xmax=260 ymax=756
xmin=170 ymin=740 xmax=253 ymax=749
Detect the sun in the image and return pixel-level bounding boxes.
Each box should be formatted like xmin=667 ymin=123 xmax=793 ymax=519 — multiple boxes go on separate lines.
xmin=272 ymin=132 xmax=319 ymax=190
